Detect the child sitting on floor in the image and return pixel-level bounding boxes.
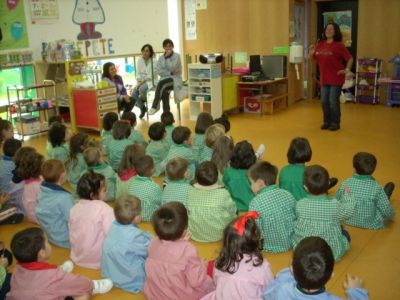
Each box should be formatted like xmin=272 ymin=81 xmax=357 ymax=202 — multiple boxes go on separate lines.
xmin=161 ymin=157 xmax=193 ymax=207
xmin=128 ymin=155 xmax=162 ymax=221
xmin=144 ymin=202 xmax=214 ymax=299
xmin=7 ymin=227 xmax=113 ymax=299
xmin=35 ymin=159 xmax=75 ymax=248
xmin=66 ymin=133 xmax=89 ymax=192
xmin=194 ymin=112 xmax=214 ymax=155
xmin=145 ymin=122 xmax=169 ymax=176
xmin=263 ymin=236 xmax=369 ymax=300
xmin=121 ymin=111 xmax=146 ymax=145
xmin=188 ymin=161 xmax=236 ymax=242
xmin=0 ymin=119 xmax=14 ymax=156
xmin=45 ymin=122 xmax=71 ymax=163
xmin=161 ymin=111 xmax=175 ymax=147
xmin=109 ymin=120 xmax=133 ymax=171
xmin=84 ymin=146 xmax=116 ymax=201
xmin=102 ymin=195 xmax=151 ymax=293
xmin=292 ymin=165 xmax=356 ymax=261
xmin=69 ymin=171 xmax=115 ymax=269
xmin=336 ymin=152 xmax=395 ymax=229
xmin=199 ymin=123 xmax=225 ymax=162
xmin=116 ymin=144 xmax=145 ymax=199
xmin=248 ymin=161 xmax=296 ymax=253
xmin=0 ymin=139 xmax=21 ymax=194
xmin=101 ymin=111 xmax=119 ymax=155
xmin=202 ymin=212 xmax=273 ymax=299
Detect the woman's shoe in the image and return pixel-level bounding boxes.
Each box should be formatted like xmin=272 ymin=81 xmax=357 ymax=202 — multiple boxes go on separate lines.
xmin=321 ymin=123 xmax=330 ymax=130
xmin=139 ymin=107 xmax=147 ymax=119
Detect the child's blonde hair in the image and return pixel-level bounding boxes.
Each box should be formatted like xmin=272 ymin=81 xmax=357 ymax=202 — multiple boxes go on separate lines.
xmin=114 ymin=195 xmax=141 ymax=225
xmin=118 ymin=144 xmax=145 ymax=174
xmin=41 ymin=159 xmax=65 ymax=183
xmin=205 ymin=124 xmax=225 ymax=148
xmin=211 ymin=135 xmax=234 ymax=174
xmin=83 ymin=147 xmax=102 ymax=166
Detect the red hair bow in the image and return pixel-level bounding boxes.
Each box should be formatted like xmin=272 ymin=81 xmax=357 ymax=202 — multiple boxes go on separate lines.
xmin=233 ymin=211 xmax=259 ymax=236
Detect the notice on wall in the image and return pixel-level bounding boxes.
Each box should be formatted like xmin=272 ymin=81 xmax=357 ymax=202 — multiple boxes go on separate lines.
xmin=323 ymin=10 xmax=352 ymax=47
xmin=185 ymin=0 xmax=197 ymax=40
xmin=30 ymin=0 xmax=59 ymax=22
xmin=234 ymin=52 xmax=247 ymax=64
xmin=196 ymin=0 xmax=207 ymax=10
xmin=0 ymin=0 xmax=29 ymax=50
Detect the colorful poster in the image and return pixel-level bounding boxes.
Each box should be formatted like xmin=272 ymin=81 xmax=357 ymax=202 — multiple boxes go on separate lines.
xmin=323 ymin=11 xmax=352 ymax=47
xmin=30 ymin=0 xmax=59 ymax=22
xmin=72 ymin=0 xmax=105 ymax=40
xmin=0 ymin=0 xmax=29 ymax=50
xmin=184 ymin=0 xmax=197 ymax=40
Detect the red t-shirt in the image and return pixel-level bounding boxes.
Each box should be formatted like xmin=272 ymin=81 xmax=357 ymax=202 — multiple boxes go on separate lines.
xmin=314 ymin=41 xmax=352 ymax=86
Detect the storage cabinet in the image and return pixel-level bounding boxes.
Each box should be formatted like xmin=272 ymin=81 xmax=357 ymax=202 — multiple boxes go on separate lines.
xmin=355 ymin=58 xmax=382 ymax=104
xmin=188 ymin=63 xmax=222 ymax=120
xmin=72 ymin=87 xmax=118 ymax=131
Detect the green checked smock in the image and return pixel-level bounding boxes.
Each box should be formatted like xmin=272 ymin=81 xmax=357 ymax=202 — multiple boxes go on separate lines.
xmin=164 ymin=144 xmax=199 ymax=181
xmin=279 ymin=164 xmax=308 ymax=201
xmin=146 ymin=140 xmax=169 ymax=177
xmin=161 ymin=180 xmax=193 ymax=207
xmin=108 ymin=138 xmax=132 ymax=171
xmin=101 ymin=129 xmax=113 ymax=155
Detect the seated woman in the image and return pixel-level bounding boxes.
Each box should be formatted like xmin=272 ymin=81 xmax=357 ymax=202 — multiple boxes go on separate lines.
xmin=132 ymin=44 xmax=158 ymax=119
xmin=102 ymin=62 xmax=135 ymax=112
xmin=148 ymin=39 xmax=182 ymax=115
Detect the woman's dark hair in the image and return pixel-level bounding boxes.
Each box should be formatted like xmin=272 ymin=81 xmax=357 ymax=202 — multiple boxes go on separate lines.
xmin=214 ymin=113 xmax=231 ymax=133
xmin=248 ymin=161 xmax=278 ymax=186
xmin=11 ymin=227 xmax=46 ymax=263
xmin=230 ymin=141 xmax=257 ymax=169
xmin=141 ymin=44 xmax=155 ymax=58
xmin=148 ymin=122 xmax=166 ymax=141
xmin=287 ymin=137 xmax=312 ymax=164
xmin=48 ymin=122 xmax=66 ymax=147
xmin=292 ymin=237 xmax=334 ymax=290
xmin=17 ymin=151 xmax=44 ymax=180
xmin=102 ymin=62 xmax=115 ymax=79
xmin=304 ymin=165 xmax=329 ymax=195
xmin=216 ymin=217 xmax=263 ymax=274
xmin=152 ymin=202 xmax=188 ymax=241
xmin=322 ymin=22 xmax=342 ymax=42
xmin=102 ymin=112 xmax=119 ymax=131
xmin=162 ymin=38 xmax=174 ymax=48
xmin=67 ymin=133 xmax=89 ymax=168
xmin=353 ymin=152 xmax=377 ymax=175
xmin=77 ymin=170 xmax=106 ymax=200
xmin=195 ymin=112 xmax=214 ymax=134
xmin=196 ymin=161 xmax=218 ymax=186
xmin=112 ymin=120 xmax=131 ymax=140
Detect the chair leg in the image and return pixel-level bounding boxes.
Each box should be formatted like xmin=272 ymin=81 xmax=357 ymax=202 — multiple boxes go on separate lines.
xmin=177 ymin=102 xmax=181 ymax=123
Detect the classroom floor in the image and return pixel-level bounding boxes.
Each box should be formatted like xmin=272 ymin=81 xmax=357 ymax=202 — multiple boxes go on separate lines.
xmin=1 ymin=98 xmax=399 ymax=299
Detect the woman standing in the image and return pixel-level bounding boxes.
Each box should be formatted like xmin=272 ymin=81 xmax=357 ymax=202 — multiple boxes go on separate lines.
xmin=148 ymin=39 xmax=182 ymax=115
xmin=132 ymin=44 xmax=158 ymax=119
xmin=102 ymin=62 xmax=135 ymax=112
xmin=309 ymin=22 xmax=353 ymax=131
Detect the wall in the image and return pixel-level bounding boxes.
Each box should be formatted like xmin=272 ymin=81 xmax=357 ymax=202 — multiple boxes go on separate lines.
xmin=1 ymin=0 xmax=169 ymax=60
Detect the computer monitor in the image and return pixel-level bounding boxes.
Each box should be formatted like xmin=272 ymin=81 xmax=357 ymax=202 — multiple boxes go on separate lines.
xmin=249 ymin=55 xmax=262 ymax=76
xmin=261 ymin=55 xmax=287 ymax=80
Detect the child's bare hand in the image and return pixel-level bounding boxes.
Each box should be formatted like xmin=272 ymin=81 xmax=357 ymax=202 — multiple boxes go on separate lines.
xmin=343 ymin=274 xmax=364 ymax=289
xmin=0 ymin=193 xmax=9 ymax=205
xmin=344 ymin=186 xmax=350 ymax=194
xmin=182 ymin=229 xmax=192 ymax=241
xmin=0 ymin=257 xmax=8 ymax=268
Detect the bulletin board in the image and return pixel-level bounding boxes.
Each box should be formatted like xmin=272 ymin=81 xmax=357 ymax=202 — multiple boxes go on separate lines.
xmin=0 ymin=0 xmax=29 ymax=50
xmin=30 ymin=0 xmax=59 ymax=22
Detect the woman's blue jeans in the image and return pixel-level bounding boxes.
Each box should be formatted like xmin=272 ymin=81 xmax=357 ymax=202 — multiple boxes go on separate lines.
xmin=132 ymin=82 xmax=149 ymax=110
xmin=320 ymin=85 xmax=342 ymax=126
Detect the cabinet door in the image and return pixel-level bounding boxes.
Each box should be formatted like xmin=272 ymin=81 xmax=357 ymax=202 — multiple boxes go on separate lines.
xmin=72 ymin=90 xmax=99 ymax=129
xmin=222 ymin=75 xmax=239 ymax=111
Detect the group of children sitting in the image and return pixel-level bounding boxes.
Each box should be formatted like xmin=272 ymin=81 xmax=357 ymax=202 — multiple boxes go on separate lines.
xmin=0 ymin=109 xmax=395 ymax=299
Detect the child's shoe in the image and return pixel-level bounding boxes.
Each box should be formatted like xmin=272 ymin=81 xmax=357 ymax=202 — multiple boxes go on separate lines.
xmin=59 ymin=260 xmax=74 ymax=273
xmin=384 ymin=182 xmax=395 ymax=199
xmin=255 ymin=144 xmax=266 ymax=159
xmin=92 ymin=279 xmax=113 ymax=294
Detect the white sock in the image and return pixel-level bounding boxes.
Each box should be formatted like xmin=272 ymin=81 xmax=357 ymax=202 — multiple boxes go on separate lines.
xmin=59 ymin=260 xmax=74 ymax=273
xmin=255 ymin=144 xmax=266 ymax=159
xmin=92 ymin=279 xmax=113 ymax=294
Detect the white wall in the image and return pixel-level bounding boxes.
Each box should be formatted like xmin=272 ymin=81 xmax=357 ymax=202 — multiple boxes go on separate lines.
xmin=2 ymin=0 xmax=169 ymax=60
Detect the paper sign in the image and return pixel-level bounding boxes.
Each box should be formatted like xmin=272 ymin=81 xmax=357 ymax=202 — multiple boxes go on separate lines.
xmin=234 ymin=52 xmax=247 ymax=64
xmin=272 ymin=46 xmax=289 ymax=54
xmin=196 ymin=0 xmax=207 ymax=10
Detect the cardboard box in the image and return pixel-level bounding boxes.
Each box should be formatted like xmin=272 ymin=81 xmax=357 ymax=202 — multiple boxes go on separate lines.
xmin=244 ymin=96 xmax=261 ymax=113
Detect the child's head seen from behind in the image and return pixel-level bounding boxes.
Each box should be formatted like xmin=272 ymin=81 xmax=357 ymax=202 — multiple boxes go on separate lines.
xmin=214 ymin=113 xmax=231 ymax=133
xmin=304 ymin=165 xmax=329 ymax=195
xmin=102 ymin=112 xmax=119 ymax=131
xmin=353 ymin=152 xmax=376 ymax=175
xmin=112 ymin=120 xmax=131 ymax=140
xmin=114 ymin=195 xmax=142 ymax=225
xmin=48 ymin=122 xmax=70 ymax=147
xmin=119 ymin=144 xmax=145 ymax=174
xmin=148 ymin=122 xmax=166 ymax=141
xmin=205 ymin=124 xmax=225 ymax=148
xmin=196 ymin=161 xmax=218 ymax=186
xmin=292 ymin=236 xmax=334 ymax=290
xmin=83 ymin=146 xmax=102 ymax=166
xmin=166 ymin=157 xmax=188 ymax=181
xmin=172 ymin=126 xmax=191 ymax=145
xmin=41 ymin=159 xmax=66 ymax=184
xmin=77 ymin=170 xmax=106 ymax=201
xmin=69 ymin=133 xmax=89 ymax=161
xmin=216 ymin=212 xmax=263 ymax=274
xmin=152 ymin=202 xmax=188 ymax=241
xmin=11 ymin=227 xmax=50 ymax=263
xmin=248 ymin=161 xmax=278 ymax=194
xmin=3 ymin=138 xmax=22 ymax=157
xmin=287 ymin=137 xmax=312 ymax=164
xmin=230 ymin=140 xmax=257 ymax=169
xmin=161 ymin=111 xmax=175 ymax=126
xmin=121 ymin=111 xmax=137 ymax=128
xmin=17 ymin=151 xmax=44 ymax=180
xmin=195 ymin=112 xmax=214 ymax=134
xmin=135 ymin=155 xmax=154 ymax=177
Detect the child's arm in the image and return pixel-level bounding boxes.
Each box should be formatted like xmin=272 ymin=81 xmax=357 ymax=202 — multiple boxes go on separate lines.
xmin=263 ymin=268 xmax=294 ymax=298
xmin=376 ymin=187 xmax=395 ymax=221
xmin=184 ymin=245 xmax=214 ymax=292
xmin=343 ymin=274 xmax=370 ymax=300
xmin=338 ymin=187 xmax=356 ymax=222
xmin=49 ymin=269 xmax=93 ymax=298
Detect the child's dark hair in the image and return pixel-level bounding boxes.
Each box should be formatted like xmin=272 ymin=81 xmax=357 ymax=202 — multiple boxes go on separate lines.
xmin=48 ymin=122 xmax=66 ymax=147
xmin=214 ymin=113 xmax=231 ymax=133
xmin=152 ymin=202 xmax=188 ymax=241
xmin=114 ymin=195 xmax=141 ymax=225
xmin=118 ymin=144 xmax=145 ymax=174
xmin=304 ymin=165 xmax=329 ymax=195
xmin=166 ymin=157 xmax=188 ymax=180
xmin=0 ymin=119 xmax=13 ymax=143
xmin=172 ymin=126 xmax=191 ymax=144
xmin=196 ymin=161 xmax=218 ymax=186
xmin=292 ymin=236 xmax=334 ymax=290
xmin=77 ymin=170 xmax=106 ymax=200
xmin=287 ymin=137 xmax=312 ymax=164
xmin=121 ymin=111 xmax=137 ymax=127
xmin=216 ymin=216 xmax=263 ymax=274
xmin=148 ymin=122 xmax=166 ymax=141
xmin=230 ymin=141 xmax=257 ymax=169
xmin=195 ymin=112 xmax=214 ymax=134
xmin=17 ymin=152 xmax=44 ymax=180
xmin=11 ymin=227 xmax=46 ymax=263
xmin=161 ymin=111 xmax=175 ymax=126
xmin=102 ymin=112 xmax=119 ymax=131
xmin=14 ymin=147 xmax=36 ymax=167
xmin=41 ymin=159 xmax=65 ymax=183
xmin=112 ymin=120 xmax=131 ymax=140
xmin=68 ymin=133 xmax=89 ymax=168
xmin=3 ymin=138 xmax=22 ymax=157
xmin=135 ymin=155 xmax=154 ymax=177
xmin=48 ymin=115 xmax=63 ymax=126
xmin=248 ymin=161 xmax=278 ymax=186
xmin=353 ymin=152 xmax=377 ymax=175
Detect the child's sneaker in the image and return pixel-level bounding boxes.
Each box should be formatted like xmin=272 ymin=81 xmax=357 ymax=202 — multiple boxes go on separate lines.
xmin=59 ymin=260 xmax=74 ymax=273
xmin=255 ymin=144 xmax=266 ymax=159
xmin=92 ymin=279 xmax=113 ymax=294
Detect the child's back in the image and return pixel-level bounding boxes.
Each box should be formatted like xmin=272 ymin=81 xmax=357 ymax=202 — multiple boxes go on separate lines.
xmin=0 ymin=155 xmax=14 ymax=193
xmin=66 ymin=153 xmax=87 ymax=192
xmin=23 ymin=178 xmax=42 ymax=224
xmin=162 ymin=180 xmax=193 ymax=207
xmin=108 ymin=138 xmax=132 ymax=171
xmin=146 ymin=140 xmax=169 ymax=176
xmin=279 ymin=164 xmax=308 ymax=200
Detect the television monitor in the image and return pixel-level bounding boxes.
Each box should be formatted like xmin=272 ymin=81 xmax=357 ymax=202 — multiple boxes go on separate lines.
xmin=249 ymin=55 xmax=262 ymax=75
xmin=261 ymin=55 xmax=287 ymax=80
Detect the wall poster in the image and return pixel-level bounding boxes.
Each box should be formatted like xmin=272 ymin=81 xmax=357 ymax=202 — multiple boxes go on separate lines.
xmin=323 ymin=10 xmax=352 ymax=47
xmin=0 ymin=0 xmax=29 ymax=50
